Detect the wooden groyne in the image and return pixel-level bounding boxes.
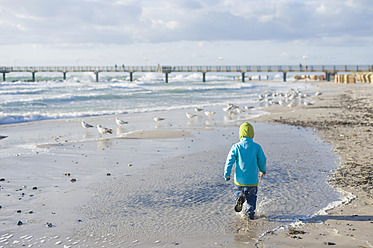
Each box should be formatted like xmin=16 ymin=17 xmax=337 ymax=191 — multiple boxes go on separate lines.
xmin=1 ymin=65 xmax=372 ymax=83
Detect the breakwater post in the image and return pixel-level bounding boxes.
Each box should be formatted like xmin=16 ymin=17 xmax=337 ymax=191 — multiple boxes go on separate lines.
xmin=162 ymin=66 xmax=172 ymax=83
xmin=31 ymin=71 xmax=36 ymax=82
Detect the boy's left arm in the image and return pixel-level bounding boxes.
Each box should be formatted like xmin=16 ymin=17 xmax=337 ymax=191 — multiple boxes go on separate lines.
xmin=257 ymin=147 xmax=267 ymax=175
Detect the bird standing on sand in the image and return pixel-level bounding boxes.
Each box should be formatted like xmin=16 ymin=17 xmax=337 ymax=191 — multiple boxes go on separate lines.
xmin=236 ymin=108 xmax=245 ymax=114
xmin=97 ymin=125 xmax=113 ymax=138
xmin=153 ymin=116 xmax=165 ymax=123
xmin=194 ymin=107 xmax=203 ymax=113
xmin=81 ymin=121 xmax=94 ymax=129
xmin=115 ymin=117 xmax=128 ymax=126
xmin=186 ymin=112 xmax=197 ymax=119
xmin=204 ymin=111 xmax=216 ymax=117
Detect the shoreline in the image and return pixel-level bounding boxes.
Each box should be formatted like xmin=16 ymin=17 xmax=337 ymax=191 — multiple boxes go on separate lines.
xmin=253 ymin=81 xmax=373 ymax=247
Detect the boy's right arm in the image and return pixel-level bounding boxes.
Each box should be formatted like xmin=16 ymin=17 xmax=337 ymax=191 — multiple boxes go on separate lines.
xmin=224 ymin=146 xmax=236 ymax=181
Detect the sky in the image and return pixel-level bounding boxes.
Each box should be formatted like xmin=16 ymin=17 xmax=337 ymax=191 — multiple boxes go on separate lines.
xmin=0 ymin=0 xmax=372 ymax=66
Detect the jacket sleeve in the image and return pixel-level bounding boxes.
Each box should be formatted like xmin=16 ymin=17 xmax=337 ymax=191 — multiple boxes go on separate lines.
xmin=224 ymin=145 xmax=236 ymax=179
xmin=257 ymin=146 xmax=267 ymax=174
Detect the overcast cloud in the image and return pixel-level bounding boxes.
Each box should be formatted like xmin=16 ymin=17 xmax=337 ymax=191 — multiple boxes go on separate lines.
xmin=0 ymin=0 xmax=372 ymax=65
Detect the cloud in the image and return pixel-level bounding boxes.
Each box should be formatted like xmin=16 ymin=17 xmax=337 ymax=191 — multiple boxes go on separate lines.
xmin=0 ymin=0 xmax=372 ymax=46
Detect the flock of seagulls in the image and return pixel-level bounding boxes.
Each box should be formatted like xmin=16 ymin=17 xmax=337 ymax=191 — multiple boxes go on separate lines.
xmin=81 ymin=117 xmax=129 ymax=138
xmin=257 ymin=89 xmax=320 ymax=107
xmin=79 ymin=89 xmax=320 ymax=139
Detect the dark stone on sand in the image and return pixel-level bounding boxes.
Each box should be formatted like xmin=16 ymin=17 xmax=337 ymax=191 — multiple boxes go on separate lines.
xmin=107 ymin=173 xmax=111 ymax=176
xmin=16 ymin=210 xmax=21 ymax=213
xmin=17 ymin=221 xmax=23 ymax=226
xmin=290 ymin=235 xmax=303 ymax=239
xmin=324 ymin=242 xmax=336 ymax=245
xmin=65 ymin=173 xmax=71 ymax=176
xmin=32 ymin=187 xmax=38 ymax=190
xmin=288 ymin=228 xmax=305 ymax=235
xmin=71 ymin=178 xmax=77 ymax=183
xmin=0 ymin=178 xmax=5 ymax=181
xmin=46 ymin=222 xmax=53 ymax=228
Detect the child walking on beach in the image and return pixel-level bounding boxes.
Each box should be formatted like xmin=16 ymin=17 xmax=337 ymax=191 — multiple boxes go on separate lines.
xmin=224 ymin=122 xmax=266 ymax=219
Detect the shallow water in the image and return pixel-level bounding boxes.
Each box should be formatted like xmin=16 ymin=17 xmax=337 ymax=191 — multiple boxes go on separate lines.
xmin=70 ymin=123 xmax=340 ymax=247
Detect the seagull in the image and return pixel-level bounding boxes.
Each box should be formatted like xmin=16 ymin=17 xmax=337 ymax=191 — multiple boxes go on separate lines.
xmin=0 ymin=135 xmax=7 ymax=140
xmin=81 ymin=121 xmax=94 ymax=129
xmin=223 ymin=103 xmax=238 ymax=112
xmin=186 ymin=112 xmax=197 ymax=119
xmin=194 ymin=107 xmax=203 ymax=112
xmin=204 ymin=111 xmax=216 ymax=117
xmin=236 ymin=108 xmax=245 ymax=114
xmin=315 ymin=91 xmax=322 ymax=96
xmin=153 ymin=116 xmax=165 ymax=122
xmin=115 ymin=117 xmax=128 ymax=126
xmin=97 ymin=125 xmax=113 ymax=138
xmin=244 ymin=106 xmax=254 ymax=111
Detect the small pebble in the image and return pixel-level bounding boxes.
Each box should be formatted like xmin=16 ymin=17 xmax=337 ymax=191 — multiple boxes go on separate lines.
xmin=324 ymin=241 xmax=336 ymax=245
xmin=128 ymin=164 xmax=133 ymax=167
xmin=46 ymin=222 xmax=53 ymax=228
xmin=65 ymin=173 xmax=71 ymax=176
xmin=0 ymin=178 xmax=5 ymax=181
xmin=71 ymin=179 xmax=77 ymax=183
xmin=17 ymin=221 xmax=23 ymax=226
xmin=16 ymin=210 xmax=22 ymax=213
xmin=32 ymin=187 xmax=38 ymax=190
xmin=107 ymin=173 xmax=111 ymax=176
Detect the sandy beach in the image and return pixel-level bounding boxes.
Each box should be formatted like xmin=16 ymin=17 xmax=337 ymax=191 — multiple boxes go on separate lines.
xmin=255 ymin=81 xmax=373 ymax=247
xmin=1 ymin=80 xmax=372 ymax=248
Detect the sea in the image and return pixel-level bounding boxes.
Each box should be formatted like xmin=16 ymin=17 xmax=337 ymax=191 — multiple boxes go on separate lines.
xmin=1 ymin=72 xmax=316 ymax=125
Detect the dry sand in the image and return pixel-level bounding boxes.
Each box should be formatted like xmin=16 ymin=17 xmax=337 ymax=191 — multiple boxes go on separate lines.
xmin=253 ymin=81 xmax=373 ymax=248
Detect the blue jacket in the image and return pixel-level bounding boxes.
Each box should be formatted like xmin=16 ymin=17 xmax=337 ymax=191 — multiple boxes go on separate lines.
xmin=224 ymin=137 xmax=266 ymax=186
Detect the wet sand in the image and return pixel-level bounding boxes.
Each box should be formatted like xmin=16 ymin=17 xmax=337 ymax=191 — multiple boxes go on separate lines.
xmin=1 ymin=80 xmax=371 ymax=247
xmin=254 ymin=81 xmax=373 ymax=247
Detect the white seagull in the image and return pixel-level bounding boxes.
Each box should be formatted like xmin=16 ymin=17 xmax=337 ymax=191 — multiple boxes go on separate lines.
xmin=97 ymin=125 xmax=113 ymax=138
xmin=81 ymin=121 xmax=94 ymax=129
xmin=194 ymin=107 xmax=204 ymax=113
xmin=153 ymin=116 xmax=165 ymax=122
xmin=204 ymin=111 xmax=216 ymax=117
xmin=186 ymin=112 xmax=197 ymax=119
xmin=236 ymin=108 xmax=245 ymax=113
xmin=115 ymin=117 xmax=128 ymax=126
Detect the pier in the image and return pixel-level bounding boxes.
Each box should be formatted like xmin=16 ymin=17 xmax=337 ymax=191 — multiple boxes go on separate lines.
xmin=1 ymin=65 xmax=372 ymax=83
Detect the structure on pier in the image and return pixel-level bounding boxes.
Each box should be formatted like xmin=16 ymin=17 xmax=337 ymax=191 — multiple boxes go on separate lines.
xmin=1 ymin=65 xmax=372 ymax=83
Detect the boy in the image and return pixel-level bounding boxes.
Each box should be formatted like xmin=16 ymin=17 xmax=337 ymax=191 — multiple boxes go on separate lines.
xmin=224 ymin=122 xmax=266 ymax=220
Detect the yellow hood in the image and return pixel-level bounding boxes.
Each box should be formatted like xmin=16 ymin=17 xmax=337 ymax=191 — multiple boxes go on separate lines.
xmin=239 ymin=122 xmax=254 ymax=139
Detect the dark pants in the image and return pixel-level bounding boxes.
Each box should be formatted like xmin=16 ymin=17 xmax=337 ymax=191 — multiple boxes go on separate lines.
xmin=234 ymin=185 xmax=258 ymax=215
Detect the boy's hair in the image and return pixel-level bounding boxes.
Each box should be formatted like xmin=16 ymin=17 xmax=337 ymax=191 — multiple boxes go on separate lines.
xmin=239 ymin=122 xmax=254 ymax=139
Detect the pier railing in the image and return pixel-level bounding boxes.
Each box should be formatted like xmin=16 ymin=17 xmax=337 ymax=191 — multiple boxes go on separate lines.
xmin=1 ymin=65 xmax=372 ymax=82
